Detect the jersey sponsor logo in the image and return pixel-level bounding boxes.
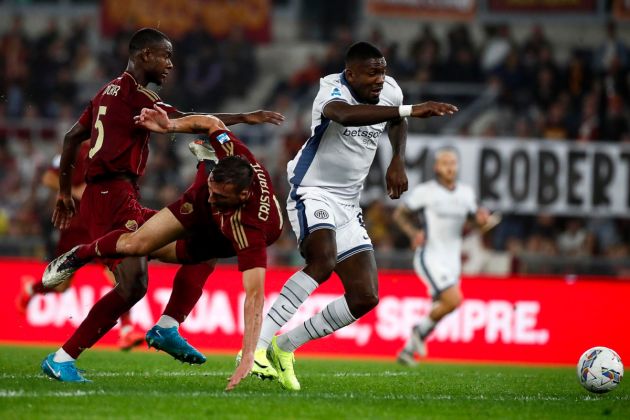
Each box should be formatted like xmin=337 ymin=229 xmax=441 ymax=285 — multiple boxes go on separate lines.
xmin=342 ymin=128 xmax=381 ymax=139
xmin=217 ymin=133 xmax=230 ymax=144
xmin=180 ymin=202 xmax=194 ymax=215
xmin=125 ymin=220 xmax=139 ymax=231
xmin=331 ymin=87 xmax=342 ymax=97
xmin=342 ymin=128 xmax=381 ymax=147
xmin=314 ymin=209 xmax=329 ymax=219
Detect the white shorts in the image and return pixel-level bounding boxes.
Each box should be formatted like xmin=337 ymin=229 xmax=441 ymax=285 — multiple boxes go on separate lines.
xmin=287 ymin=186 xmax=373 ymax=262
xmin=412 ymin=247 xmax=460 ymax=298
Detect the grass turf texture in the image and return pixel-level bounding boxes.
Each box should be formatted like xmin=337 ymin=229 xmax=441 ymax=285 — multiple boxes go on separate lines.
xmin=1 ymin=345 xmax=628 ymax=419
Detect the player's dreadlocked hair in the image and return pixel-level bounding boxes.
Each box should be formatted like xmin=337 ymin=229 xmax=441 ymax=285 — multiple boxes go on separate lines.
xmin=211 ymin=156 xmax=254 ymax=191
xmin=129 ymin=28 xmax=170 ymax=53
xmin=345 ymin=41 xmax=383 ymax=65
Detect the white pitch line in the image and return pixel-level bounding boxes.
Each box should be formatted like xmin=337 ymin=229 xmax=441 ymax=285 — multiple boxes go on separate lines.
xmin=1 ymin=388 xmax=628 ymax=402
xmin=0 ymin=371 xmax=413 ymax=380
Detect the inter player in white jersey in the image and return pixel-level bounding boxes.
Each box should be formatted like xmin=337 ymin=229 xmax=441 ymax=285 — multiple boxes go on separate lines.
xmin=394 ymin=148 xmax=494 ymax=366
xmin=250 ymin=42 xmax=458 ymax=390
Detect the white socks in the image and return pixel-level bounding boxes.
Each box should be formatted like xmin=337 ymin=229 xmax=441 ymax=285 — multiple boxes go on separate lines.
xmin=156 ymin=315 xmax=179 ymax=329
xmin=256 ymin=271 xmax=319 ymax=351
xmin=53 ymin=348 xmax=75 ymax=363
xmin=277 ymin=296 xmax=356 ymax=353
xmin=403 ymin=316 xmax=437 ymax=353
xmin=417 ymin=316 xmax=437 ymax=338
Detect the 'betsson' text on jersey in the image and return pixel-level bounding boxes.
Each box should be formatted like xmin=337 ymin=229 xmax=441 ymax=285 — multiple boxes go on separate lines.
xmin=342 ymin=128 xmax=381 ymax=147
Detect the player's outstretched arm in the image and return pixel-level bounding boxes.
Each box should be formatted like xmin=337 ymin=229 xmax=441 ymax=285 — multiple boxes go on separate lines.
xmin=393 ymin=205 xmax=425 ymax=249
xmin=385 ymin=117 xmax=408 ymax=199
xmin=226 ymin=267 xmax=265 ymax=391
xmin=323 ymin=101 xmax=458 ymax=127
xmin=135 ymin=105 xmax=227 ymax=135
xmin=171 ymin=110 xmax=285 ymax=126
xmin=53 ymin=122 xmax=91 ymax=229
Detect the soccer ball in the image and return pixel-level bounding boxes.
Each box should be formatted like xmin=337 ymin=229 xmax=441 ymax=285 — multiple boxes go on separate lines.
xmin=577 ymin=346 xmax=624 ymax=393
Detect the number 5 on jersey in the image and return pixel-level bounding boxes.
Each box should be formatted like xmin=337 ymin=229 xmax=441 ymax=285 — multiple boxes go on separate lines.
xmin=89 ymin=106 xmax=107 ymax=158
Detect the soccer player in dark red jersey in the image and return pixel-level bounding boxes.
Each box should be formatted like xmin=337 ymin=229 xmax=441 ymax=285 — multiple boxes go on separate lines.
xmin=16 ymin=141 xmax=144 ymax=350
xmin=40 ymin=28 xmax=283 ymax=383
xmin=44 ymin=106 xmax=282 ymax=390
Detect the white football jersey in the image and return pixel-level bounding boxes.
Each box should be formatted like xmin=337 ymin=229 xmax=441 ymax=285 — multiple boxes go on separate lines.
xmin=405 ymin=180 xmax=477 ymax=276
xmin=287 ymin=72 xmax=404 ymax=203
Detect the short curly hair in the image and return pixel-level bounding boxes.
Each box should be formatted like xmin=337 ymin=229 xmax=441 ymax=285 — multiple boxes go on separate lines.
xmin=211 ymin=155 xmax=254 ymax=191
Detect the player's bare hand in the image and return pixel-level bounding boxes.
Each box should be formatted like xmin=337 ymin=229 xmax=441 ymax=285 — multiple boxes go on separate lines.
xmin=411 ymin=102 xmax=459 ymax=118
xmin=386 ymin=157 xmax=408 ymax=199
xmin=134 ymin=105 xmax=171 ymax=133
xmin=52 ymin=193 xmax=76 ymax=230
xmin=475 ymin=208 xmax=491 ymax=226
xmin=225 ymin=354 xmax=253 ymax=391
xmin=412 ymin=230 xmax=425 ymax=249
xmin=243 ymin=110 xmax=285 ymax=126
xmin=479 ymin=210 xmax=502 ymax=234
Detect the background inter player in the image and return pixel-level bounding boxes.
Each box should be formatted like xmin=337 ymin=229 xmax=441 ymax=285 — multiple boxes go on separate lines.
xmin=251 ymin=41 xmax=458 ymax=390
xmin=393 ymin=148 xmax=498 ymax=365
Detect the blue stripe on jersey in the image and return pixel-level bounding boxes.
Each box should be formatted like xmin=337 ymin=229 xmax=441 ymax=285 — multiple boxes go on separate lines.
xmin=419 ymin=248 xmax=441 ymax=296
xmin=340 ymin=71 xmax=364 ymax=103
xmin=289 ymin=117 xmax=330 ymax=186
xmin=290 ymin=187 xmax=308 ymax=242
xmin=337 ymin=244 xmax=373 ymax=262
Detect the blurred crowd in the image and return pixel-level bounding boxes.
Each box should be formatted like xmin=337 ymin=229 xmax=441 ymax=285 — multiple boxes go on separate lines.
xmin=1 ymin=13 xmax=629 ymax=275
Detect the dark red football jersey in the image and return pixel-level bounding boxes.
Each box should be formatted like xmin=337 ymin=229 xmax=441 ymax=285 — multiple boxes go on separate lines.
xmin=78 ymin=72 xmax=176 ymax=181
xmin=179 ymin=130 xmax=283 ymax=271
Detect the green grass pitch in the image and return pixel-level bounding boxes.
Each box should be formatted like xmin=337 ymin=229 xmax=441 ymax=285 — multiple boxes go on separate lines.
xmin=1 ymin=345 xmax=628 ymax=419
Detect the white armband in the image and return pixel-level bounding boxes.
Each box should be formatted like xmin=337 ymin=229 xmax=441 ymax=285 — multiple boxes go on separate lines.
xmin=398 ymin=105 xmax=412 ymax=118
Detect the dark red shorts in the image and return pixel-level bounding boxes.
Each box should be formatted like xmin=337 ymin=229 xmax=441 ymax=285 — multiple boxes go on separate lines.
xmin=80 ymin=179 xmax=156 ymax=239
xmin=79 ymin=179 xmax=157 ymax=269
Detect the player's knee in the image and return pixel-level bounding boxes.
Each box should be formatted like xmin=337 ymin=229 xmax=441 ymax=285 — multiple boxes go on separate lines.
xmin=119 ymin=235 xmax=151 ymax=257
xmin=115 ymin=267 xmax=149 ymax=303
xmin=346 ymin=291 xmax=379 ymax=318
xmin=123 ymin=278 xmax=148 ymax=304
xmin=441 ymin=291 xmax=462 ymax=312
xmin=304 ymin=254 xmax=336 ymax=283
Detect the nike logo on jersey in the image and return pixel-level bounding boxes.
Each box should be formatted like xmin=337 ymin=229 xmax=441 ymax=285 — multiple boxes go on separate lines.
xmin=101 ymin=190 xmax=109 ymax=194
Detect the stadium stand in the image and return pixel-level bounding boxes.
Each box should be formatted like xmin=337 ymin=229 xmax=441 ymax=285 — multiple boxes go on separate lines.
xmin=1 ymin=3 xmax=629 ymax=276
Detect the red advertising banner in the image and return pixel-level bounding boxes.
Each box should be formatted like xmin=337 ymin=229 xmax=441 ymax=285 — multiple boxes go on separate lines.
xmin=487 ymin=0 xmax=596 ymax=13
xmin=367 ymin=0 xmax=476 ymax=21
xmin=4 ymin=260 xmax=630 ymax=365
xmin=100 ymin=0 xmax=271 ymax=42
